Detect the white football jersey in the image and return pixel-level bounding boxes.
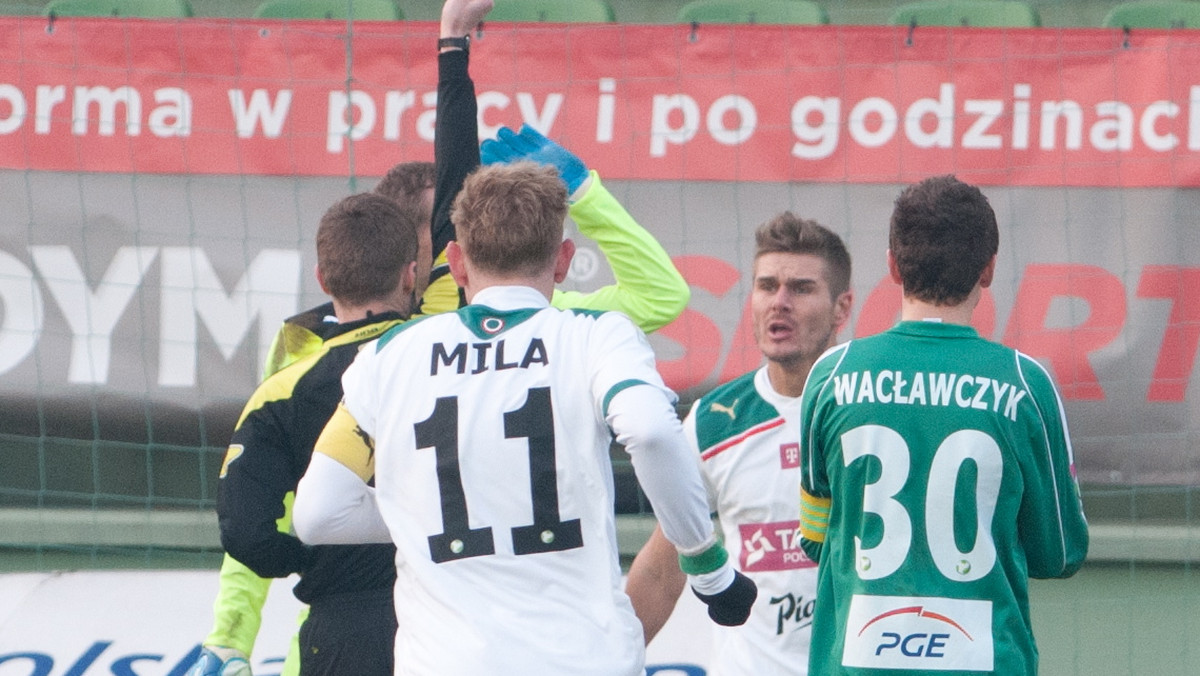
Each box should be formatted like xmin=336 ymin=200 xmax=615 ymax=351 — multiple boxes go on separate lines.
xmin=686 ymin=367 xmax=818 ymax=675
xmin=340 ymin=286 xmax=673 ymax=676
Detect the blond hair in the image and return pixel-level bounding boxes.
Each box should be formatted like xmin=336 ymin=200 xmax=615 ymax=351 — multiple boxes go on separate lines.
xmin=451 ymin=162 xmax=568 ymax=276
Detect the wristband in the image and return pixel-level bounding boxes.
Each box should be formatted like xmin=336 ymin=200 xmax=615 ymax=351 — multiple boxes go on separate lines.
xmin=437 ymin=35 xmax=470 ymax=53
xmin=679 ymin=543 xmax=729 ymax=575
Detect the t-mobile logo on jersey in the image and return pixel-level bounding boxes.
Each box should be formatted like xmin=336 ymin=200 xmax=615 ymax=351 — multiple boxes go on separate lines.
xmin=739 ymin=520 xmax=816 ymax=572
xmin=779 ymin=442 xmax=800 ymax=469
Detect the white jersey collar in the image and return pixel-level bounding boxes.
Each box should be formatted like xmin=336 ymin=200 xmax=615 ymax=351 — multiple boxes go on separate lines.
xmin=470 ymin=285 xmax=551 ymax=311
xmin=754 ymin=366 xmax=801 ymax=413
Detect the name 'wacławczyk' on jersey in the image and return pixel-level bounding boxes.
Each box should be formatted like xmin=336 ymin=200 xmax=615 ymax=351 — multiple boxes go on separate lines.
xmin=798 ymin=321 xmax=1088 ymax=676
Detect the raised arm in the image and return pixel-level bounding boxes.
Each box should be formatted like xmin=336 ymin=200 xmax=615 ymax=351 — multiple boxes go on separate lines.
xmin=481 ymin=125 xmax=689 ymax=333
xmin=560 ymin=174 xmax=689 ymax=332
xmin=423 ymin=0 xmax=494 ymax=318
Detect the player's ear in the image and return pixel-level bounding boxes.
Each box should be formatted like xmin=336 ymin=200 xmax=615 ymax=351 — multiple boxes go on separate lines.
xmin=886 ymin=249 xmax=902 ymax=286
xmin=979 ymin=255 xmax=997 ymax=289
xmin=833 ymin=289 xmax=854 ymax=330
xmin=553 ymin=238 xmax=575 ymax=284
xmin=447 ymin=241 xmax=469 ymax=289
xmin=315 ymin=263 xmax=329 ymax=294
xmin=401 ymin=260 xmax=417 ymax=294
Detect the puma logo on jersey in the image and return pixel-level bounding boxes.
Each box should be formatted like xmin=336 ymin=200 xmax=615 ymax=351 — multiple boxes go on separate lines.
xmin=710 ymin=399 xmax=738 ymax=420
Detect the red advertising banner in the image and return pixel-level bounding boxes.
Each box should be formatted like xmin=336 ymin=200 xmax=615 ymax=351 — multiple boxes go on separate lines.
xmin=5 ymin=18 xmax=1200 ymax=186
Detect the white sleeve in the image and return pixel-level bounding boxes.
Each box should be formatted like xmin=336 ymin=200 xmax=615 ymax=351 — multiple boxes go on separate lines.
xmin=682 ymin=400 xmax=718 ymax=513
xmin=607 ymin=384 xmax=717 ymax=556
xmin=293 ymin=453 xmax=391 ymax=545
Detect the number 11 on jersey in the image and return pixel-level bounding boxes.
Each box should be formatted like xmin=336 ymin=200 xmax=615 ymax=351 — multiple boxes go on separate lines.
xmin=414 ymin=387 xmax=584 ymax=564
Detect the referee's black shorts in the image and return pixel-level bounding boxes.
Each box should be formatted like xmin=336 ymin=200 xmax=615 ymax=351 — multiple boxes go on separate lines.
xmin=299 ymin=587 xmax=397 ymax=676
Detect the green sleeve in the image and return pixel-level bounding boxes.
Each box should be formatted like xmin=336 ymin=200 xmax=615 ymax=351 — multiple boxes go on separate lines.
xmin=1016 ymin=355 xmax=1090 ymax=579
xmin=550 ymin=172 xmax=689 ymax=333
xmin=203 ymin=553 xmax=272 ymax=654
xmin=799 ymin=353 xmax=838 ymax=562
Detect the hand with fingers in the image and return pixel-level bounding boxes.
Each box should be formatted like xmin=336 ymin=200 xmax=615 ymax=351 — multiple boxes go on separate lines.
xmin=183 ymin=646 xmax=252 ymax=676
xmin=441 ymin=0 xmax=493 ymax=40
xmin=481 ymin=124 xmax=590 ymax=196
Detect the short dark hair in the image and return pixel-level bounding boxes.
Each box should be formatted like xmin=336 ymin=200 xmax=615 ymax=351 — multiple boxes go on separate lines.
xmin=374 ymin=161 xmax=435 ymax=210
xmin=889 ymin=175 xmax=999 ymax=305
xmin=755 ymin=212 xmax=852 ymax=297
xmin=316 ymin=193 xmax=420 ymax=306
xmin=452 ymin=162 xmax=568 ymax=277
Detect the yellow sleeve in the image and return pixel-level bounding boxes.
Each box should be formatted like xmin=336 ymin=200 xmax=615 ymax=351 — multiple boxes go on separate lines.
xmin=799 ymin=488 xmax=831 ymax=563
xmin=314 ymin=403 xmax=376 ymax=483
xmin=206 ymin=467 xmax=301 ymax=654
xmin=204 ymin=553 xmax=271 ymax=654
xmin=415 ymin=250 xmax=460 ymax=319
xmin=551 ymin=172 xmax=689 ymax=333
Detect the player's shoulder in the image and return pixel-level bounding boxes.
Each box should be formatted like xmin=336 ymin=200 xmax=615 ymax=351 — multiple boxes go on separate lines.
xmin=1011 ymin=348 xmax=1061 ymax=392
xmin=811 ymin=340 xmax=854 ymax=377
xmin=559 ymin=306 xmax=640 ymax=335
xmin=564 ymin=307 xmax=610 ymax=321
xmin=375 ymin=312 xmax=442 ymax=352
xmin=699 ymin=370 xmax=758 ymax=405
xmin=236 ymin=348 xmax=327 ymax=427
xmin=693 ymin=370 xmax=780 ymax=453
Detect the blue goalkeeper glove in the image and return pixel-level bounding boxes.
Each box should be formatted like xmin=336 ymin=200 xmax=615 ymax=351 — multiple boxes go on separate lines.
xmin=184 ymin=645 xmax=252 ymax=676
xmin=480 ymin=124 xmax=590 ymax=195
xmin=692 ymin=569 xmax=757 ymax=626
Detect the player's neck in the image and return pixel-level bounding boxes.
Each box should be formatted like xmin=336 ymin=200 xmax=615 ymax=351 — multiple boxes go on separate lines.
xmin=765 ymin=360 xmax=811 ymax=398
xmin=899 ymin=289 xmax=979 ymax=326
xmin=463 ymin=272 xmax=556 ymax=304
xmin=331 ymin=293 xmax=414 ymax=324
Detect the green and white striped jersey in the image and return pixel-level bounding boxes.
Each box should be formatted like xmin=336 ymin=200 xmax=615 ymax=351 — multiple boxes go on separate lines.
xmin=688 ymin=367 xmax=818 ymax=675
xmin=799 ymin=321 xmax=1088 ymax=675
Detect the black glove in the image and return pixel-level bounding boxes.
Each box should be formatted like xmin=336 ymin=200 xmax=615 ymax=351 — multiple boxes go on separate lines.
xmin=692 ymin=569 xmax=757 ymax=626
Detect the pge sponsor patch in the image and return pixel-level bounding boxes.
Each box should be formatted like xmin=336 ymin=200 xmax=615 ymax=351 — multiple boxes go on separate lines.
xmin=842 ymin=595 xmax=993 ymax=671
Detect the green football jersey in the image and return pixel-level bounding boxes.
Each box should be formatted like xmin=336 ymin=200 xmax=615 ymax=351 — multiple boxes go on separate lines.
xmin=799 ymin=321 xmax=1088 ymax=675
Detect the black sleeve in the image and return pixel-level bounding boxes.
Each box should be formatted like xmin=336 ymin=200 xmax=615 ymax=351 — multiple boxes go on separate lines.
xmin=217 ymin=403 xmax=312 ymax=579
xmin=430 ymin=48 xmax=478 ymax=263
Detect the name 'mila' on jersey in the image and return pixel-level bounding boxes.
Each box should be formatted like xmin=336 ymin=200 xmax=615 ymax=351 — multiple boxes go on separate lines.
xmin=430 ymin=336 xmax=549 ymax=375
xmin=338 ymin=288 xmax=678 ymax=676
xmin=798 ymin=321 xmax=1088 ymax=676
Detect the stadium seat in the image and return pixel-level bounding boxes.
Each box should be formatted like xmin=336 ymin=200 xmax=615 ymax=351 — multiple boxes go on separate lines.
xmin=485 ymin=0 xmax=615 ymax=22
xmin=43 ymin=0 xmax=192 ymax=17
xmin=253 ymin=0 xmax=402 ymax=19
xmin=888 ymin=0 xmax=1041 ymax=27
xmin=1102 ymin=1 xmax=1200 ymax=29
xmin=676 ymin=0 xmax=829 ymax=25
xmin=3 ymin=1 xmax=44 ymax=14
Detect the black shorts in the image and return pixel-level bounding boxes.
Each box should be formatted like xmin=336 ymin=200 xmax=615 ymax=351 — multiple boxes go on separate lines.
xmin=299 ymin=587 xmax=397 ymax=676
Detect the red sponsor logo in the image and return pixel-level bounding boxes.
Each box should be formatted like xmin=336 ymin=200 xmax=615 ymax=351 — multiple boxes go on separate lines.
xmin=780 ymin=442 xmax=800 ymax=469
xmin=738 ymin=520 xmax=816 ymax=572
